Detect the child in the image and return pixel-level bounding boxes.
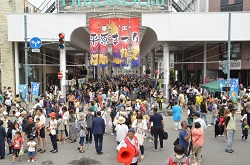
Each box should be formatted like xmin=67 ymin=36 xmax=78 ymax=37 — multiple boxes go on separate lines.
xmin=242 ymin=118 xmax=249 ymax=142
xmin=27 ymin=136 xmax=36 ymax=162
xmin=77 ymin=114 xmax=88 ymax=153
xmin=12 ymin=131 xmax=23 ymax=164
xmin=214 ymin=120 xmax=220 ymax=139
xmin=57 ymin=116 xmax=65 ymax=144
xmin=164 ymin=144 xmax=191 ymax=165
xmin=35 ymin=118 xmax=42 ymax=138
xmin=218 ymin=114 xmax=225 ymax=136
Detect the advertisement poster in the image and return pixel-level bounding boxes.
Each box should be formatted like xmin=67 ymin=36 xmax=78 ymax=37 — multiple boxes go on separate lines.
xmin=31 ymin=82 xmax=40 ymax=104
xmin=110 ymin=18 xmax=121 ymax=67
xmin=130 ymin=18 xmax=140 ymax=67
xmin=19 ymin=84 xmax=28 ymax=102
xmin=119 ymin=18 xmax=129 ymax=67
xmin=99 ymin=18 xmax=109 ymax=67
xmin=89 ymin=18 xmax=99 ymax=66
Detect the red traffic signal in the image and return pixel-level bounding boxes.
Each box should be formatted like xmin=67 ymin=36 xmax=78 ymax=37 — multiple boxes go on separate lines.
xmin=59 ymin=33 xmax=65 ymax=49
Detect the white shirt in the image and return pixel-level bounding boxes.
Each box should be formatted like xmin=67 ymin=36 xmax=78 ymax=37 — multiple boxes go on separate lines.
xmin=49 ymin=119 xmax=57 ymax=135
xmin=62 ymin=111 xmax=69 ymax=125
xmin=194 ymin=118 xmax=207 ymax=130
xmin=27 ymin=141 xmax=36 ymax=152
xmin=117 ymin=137 xmax=140 ymax=163
xmin=115 ymin=124 xmax=128 ymax=142
xmin=132 ymin=119 xmax=147 ymax=135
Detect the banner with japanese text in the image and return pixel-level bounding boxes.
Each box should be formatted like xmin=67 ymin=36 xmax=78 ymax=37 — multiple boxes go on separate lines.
xmin=99 ymin=18 xmax=109 ymax=67
xmin=130 ymin=18 xmax=140 ymax=67
xmin=119 ymin=18 xmax=129 ymax=67
xmin=31 ymin=82 xmax=40 ymax=104
xmin=110 ymin=18 xmax=121 ymax=67
xmin=19 ymin=84 xmax=28 ymax=102
xmin=89 ymin=18 xmax=99 ymax=66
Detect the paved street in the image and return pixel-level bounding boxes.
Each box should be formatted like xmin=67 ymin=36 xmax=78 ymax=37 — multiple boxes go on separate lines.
xmin=0 ymin=106 xmax=249 ymax=165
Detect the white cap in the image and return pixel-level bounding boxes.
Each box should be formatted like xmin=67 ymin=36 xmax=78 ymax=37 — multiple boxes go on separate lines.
xmin=15 ymin=112 xmax=20 ymax=116
xmin=3 ymin=111 xmax=8 ymax=116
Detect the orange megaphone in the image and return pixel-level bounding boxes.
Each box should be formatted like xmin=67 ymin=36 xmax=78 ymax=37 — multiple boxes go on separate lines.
xmin=116 ymin=147 xmax=134 ymax=165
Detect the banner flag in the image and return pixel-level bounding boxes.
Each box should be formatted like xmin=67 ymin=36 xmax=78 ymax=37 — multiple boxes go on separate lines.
xmin=119 ymin=18 xmax=129 ymax=67
xmin=89 ymin=18 xmax=99 ymax=66
xmin=31 ymin=82 xmax=40 ymax=104
xmin=130 ymin=18 xmax=140 ymax=67
xmin=19 ymin=84 xmax=28 ymax=102
xmin=99 ymin=18 xmax=109 ymax=67
xmin=230 ymin=78 xmax=239 ymax=102
xmin=110 ymin=18 xmax=121 ymax=67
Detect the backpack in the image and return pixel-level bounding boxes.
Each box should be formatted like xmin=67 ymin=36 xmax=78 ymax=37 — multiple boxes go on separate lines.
xmin=207 ymin=103 xmax=214 ymax=112
xmin=169 ymin=156 xmax=189 ymax=165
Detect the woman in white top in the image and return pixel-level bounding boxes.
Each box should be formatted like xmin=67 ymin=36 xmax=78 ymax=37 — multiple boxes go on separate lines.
xmin=48 ymin=112 xmax=58 ymax=153
xmin=132 ymin=114 xmax=147 ymax=159
xmin=61 ymin=106 xmax=69 ymax=139
xmin=115 ymin=116 xmax=128 ymax=145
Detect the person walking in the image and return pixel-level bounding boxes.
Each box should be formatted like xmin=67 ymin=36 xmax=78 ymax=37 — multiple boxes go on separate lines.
xmin=191 ymin=122 xmax=204 ymax=165
xmin=115 ymin=116 xmax=128 ymax=145
xmin=48 ymin=112 xmax=58 ymax=153
xmin=172 ymin=102 xmax=182 ymax=130
xmin=225 ymin=108 xmax=237 ymax=153
xmin=148 ymin=107 xmax=164 ymax=151
xmin=85 ymin=109 xmax=94 ymax=144
xmin=0 ymin=120 xmax=6 ymax=159
xmin=92 ymin=111 xmax=105 ymax=154
xmin=200 ymin=98 xmax=208 ymax=126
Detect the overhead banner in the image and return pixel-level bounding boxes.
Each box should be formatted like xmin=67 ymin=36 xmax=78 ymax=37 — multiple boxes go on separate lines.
xmin=89 ymin=18 xmax=99 ymax=66
xmin=130 ymin=18 xmax=140 ymax=67
xmin=19 ymin=84 xmax=28 ymax=102
xmin=119 ymin=18 xmax=129 ymax=67
xmin=31 ymin=82 xmax=40 ymax=104
xmin=99 ymin=18 xmax=109 ymax=67
xmin=110 ymin=18 xmax=121 ymax=67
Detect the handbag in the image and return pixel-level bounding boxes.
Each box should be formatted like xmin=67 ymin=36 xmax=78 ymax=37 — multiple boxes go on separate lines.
xmin=163 ymin=131 xmax=168 ymax=140
xmin=135 ymin=132 xmax=144 ymax=146
xmin=173 ymin=137 xmax=179 ymax=146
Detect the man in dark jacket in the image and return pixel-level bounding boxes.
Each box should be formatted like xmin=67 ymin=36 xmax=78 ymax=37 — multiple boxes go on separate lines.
xmin=92 ymin=111 xmax=105 ymax=154
xmin=0 ymin=120 xmax=7 ymax=159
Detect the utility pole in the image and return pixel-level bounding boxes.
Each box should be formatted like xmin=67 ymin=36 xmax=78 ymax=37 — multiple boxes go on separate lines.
xmin=227 ymin=13 xmax=231 ymax=95
xmin=24 ymin=15 xmax=29 ymax=110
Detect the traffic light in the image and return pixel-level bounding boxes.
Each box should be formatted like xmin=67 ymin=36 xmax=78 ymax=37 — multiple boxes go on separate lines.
xmin=59 ymin=32 xmax=65 ymax=49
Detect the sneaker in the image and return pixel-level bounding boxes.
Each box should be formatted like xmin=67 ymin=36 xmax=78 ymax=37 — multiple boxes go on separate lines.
xmin=149 ymin=140 xmax=152 ymax=143
xmin=141 ymin=155 xmax=144 ymax=159
xmin=225 ymin=149 xmax=233 ymax=153
xmin=221 ymin=135 xmax=224 ymax=137
xmin=153 ymin=148 xmax=155 ymax=151
xmin=218 ymin=135 xmax=221 ymax=137
xmin=207 ymin=124 xmax=211 ymax=127
xmin=37 ymin=148 xmax=42 ymax=152
xmin=111 ymin=133 xmax=114 ymax=136
xmin=230 ymin=149 xmax=234 ymax=152
xmin=32 ymin=160 xmax=34 ymax=163
xmin=160 ymin=148 xmax=163 ymax=151
xmin=11 ymin=162 xmax=15 ymax=165
xmin=17 ymin=160 xmax=20 ymax=164
xmin=246 ymin=139 xmax=248 ymax=142
xmin=155 ymin=149 xmax=158 ymax=152
xmin=27 ymin=160 xmax=31 ymax=163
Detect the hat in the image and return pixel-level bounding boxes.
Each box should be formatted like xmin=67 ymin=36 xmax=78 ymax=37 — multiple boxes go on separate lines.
xmin=3 ymin=111 xmax=8 ymax=116
xmin=125 ymin=102 xmax=131 ymax=107
xmin=15 ymin=112 xmax=20 ymax=116
xmin=193 ymin=112 xmax=200 ymax=118
xmin=117 ymin=116 xmax=126 ymax=124
xmin=128 ymin=128 xmax=135 ymax=133
xmin=49 ymin=112 xmax=56 ymax=118
xmin=21 ymin=111 xmax=27 ymax=115
xmin=143 ymin=101 xmax=148 ymax=105
xmin=120 ymin=112 xmax=127 ymax=117
xmin=79 ymin=113 xmax=85 ymax=120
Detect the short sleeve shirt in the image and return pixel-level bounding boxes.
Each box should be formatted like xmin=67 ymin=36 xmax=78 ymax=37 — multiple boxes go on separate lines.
xmin=149 ymin=113 xmax=163 ymax=128
xmin=179 ymin=129 xmax=189 ymax=149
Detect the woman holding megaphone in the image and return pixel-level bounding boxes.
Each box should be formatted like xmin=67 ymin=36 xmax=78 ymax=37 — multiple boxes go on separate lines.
xmin=117 ymin=128 xmax=141 ymax=165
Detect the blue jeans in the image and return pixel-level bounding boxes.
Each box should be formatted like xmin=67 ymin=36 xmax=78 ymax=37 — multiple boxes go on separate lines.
xmin=79 ymin=137 xmax=85 ymax=146
xmin=211 ymin=110 xmax=217 ymax=124
xmin=200 ymin=113 xmax=208 ymax=125
xmin=226 ymin=130 xmax=235 ymax=150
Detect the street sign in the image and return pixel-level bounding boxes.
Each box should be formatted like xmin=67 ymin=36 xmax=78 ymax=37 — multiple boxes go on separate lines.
xmin=32 ymin=49 xmax=40 ymax=53
xmin=29 ymin=37 xmax=42 ymax=49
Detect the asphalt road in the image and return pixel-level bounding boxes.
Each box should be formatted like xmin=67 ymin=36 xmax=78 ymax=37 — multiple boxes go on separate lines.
xmin=0 ymin=107 xmax=249 ymax=165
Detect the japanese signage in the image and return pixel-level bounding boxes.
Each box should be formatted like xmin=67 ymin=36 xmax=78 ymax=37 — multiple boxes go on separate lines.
xmin=219 ymin=79 xmax=239 ymax=101
xmin=120 ymin=18 xmax=129 ymax=67
xmin=89 ymin=18 xmax=100 ymax=66
xmin=89 ymin=17 xmax=141 ymax=67
xmin=18 ymin=84 xmax=28 ymax=102
xmin=99 ymin=18 xmax=109 ymax=67
xmin=61 ymin=0 xmax=166 ymax=7
xmin=130 ymin=18 xmax=140 ymax=67
xmin=31 ymin=82 xmax=40 ymax=104
xmin=110 ymin=18 xmax=122 ymax=67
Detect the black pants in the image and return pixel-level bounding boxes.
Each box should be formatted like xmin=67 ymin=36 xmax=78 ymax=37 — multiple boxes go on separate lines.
xmin=86 ymin=128 xmax=92 ymax=142
xmin=6 ymin=105 xmax=11 ymax=115
xmin=158 ymin=102 xmax=162 ymax=110
xmin=94 ymin=134 xmax=103 ymax=153
xmin=64 ymin=125 xmax=68 ymax=137
xmin=130 ymin=162 xmax=138 ymax=165
xmin=50 ymin=134 xmax=58 ymax=151
xmin=140 ymin=145 xmax=144 ymax=155
xmin=153 ymin=127 xmax=163 ymax=150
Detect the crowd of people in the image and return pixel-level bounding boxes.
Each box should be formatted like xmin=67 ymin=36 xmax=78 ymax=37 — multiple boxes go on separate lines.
xmin=0 ymin=76 xmax=249 ymax=165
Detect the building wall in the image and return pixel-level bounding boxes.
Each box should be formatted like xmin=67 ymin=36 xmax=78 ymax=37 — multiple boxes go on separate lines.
xmin=241 ymin=41 xmax=250 ymax=69
xmin=209 ymin=0 xmax=221 ymax=11
xmin=0 ymin=0 xmax=24 ymax=94
xmin=243 ymin=0 xmax=250 ymax=11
